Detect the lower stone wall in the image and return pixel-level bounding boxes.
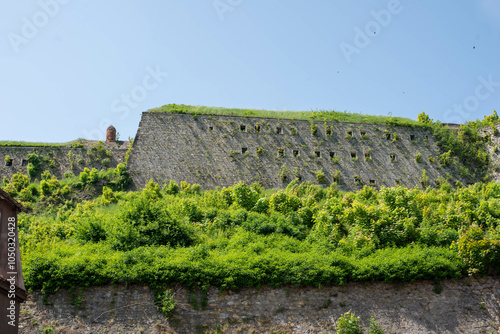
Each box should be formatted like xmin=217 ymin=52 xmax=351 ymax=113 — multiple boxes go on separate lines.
xmin=0 ymin=141 xmax=129 ymax=181
xmin=20 ymin=278 xmax=500 ymax=334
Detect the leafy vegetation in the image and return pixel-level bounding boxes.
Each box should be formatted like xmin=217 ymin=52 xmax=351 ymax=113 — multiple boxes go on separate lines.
xmin=12 ymin=171 xmax=500 ymax=303
xmin=417 ymin=111 xmax=495 ymax=180
xmin=150 ymin=104 xmax=422 ymax=127
xmin=0 ymin=139 xmax=85 ymax=148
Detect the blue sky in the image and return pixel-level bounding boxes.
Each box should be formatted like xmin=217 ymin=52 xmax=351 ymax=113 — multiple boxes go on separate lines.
xmin=1 ymin=1 xmax=500 ymax=142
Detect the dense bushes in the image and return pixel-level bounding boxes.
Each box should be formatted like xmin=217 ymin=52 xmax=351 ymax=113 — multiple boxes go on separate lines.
xmin=19 ymin=177 xmax=500 ymax=296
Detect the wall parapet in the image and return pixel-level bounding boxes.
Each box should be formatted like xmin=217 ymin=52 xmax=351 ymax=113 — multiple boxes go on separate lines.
xmin=20 ymin=277 xmax=500 ymax=333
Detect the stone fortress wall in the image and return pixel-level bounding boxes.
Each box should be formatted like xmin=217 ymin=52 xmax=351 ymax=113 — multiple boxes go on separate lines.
xmin=19 ymin=278 xmax=500 ymax=334
xmin=0 ymin=141 xmax=129 ymax=181
xmin=127 ymin=112 xmax=472 ymax=190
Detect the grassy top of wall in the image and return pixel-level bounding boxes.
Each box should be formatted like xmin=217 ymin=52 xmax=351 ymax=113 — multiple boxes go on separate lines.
xmin=0 ymin=139 xmax=86 ymax=148
xmin=148 ymin=104 xmax=423 ymax=127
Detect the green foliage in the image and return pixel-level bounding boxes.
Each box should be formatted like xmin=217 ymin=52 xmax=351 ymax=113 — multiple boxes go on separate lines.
xmin=150 ymin=286 xmax=177 ymax=318
xmin=151 ymin=104 xmax=421 ymax=126
xmin=430 ymin=117 xmax=491 ymax=179
xmin=27 ymin=152 xmax=42 ymax=179
xmin=18 ymin=173 xmax=500 ymax=297
xmin=336 ymin=310 xmax=363 ymax=334
xmin=415 ymin=153 xmax=422 ymax=163
xmin=87 ymin=141 xmax=112 ymax=163
xmin=125 ymin=137 xmax=134 ymax=165
xmin=457 ymin=225 xmax=500 ymax=275
xmin=279 ymin=164 xmax=290 ymax=182
xmin=314 ymin=169 xmax=327 ymax=184
xmin=439 ymin=151 xmax=452 ymax=167
xmin=164 ymin=180 xmax=180 ymax=195
xmin=368 ymin=315 xmax=386 ymax=334
xmin=232 ymin=182 xmax=260 ymax=210
xmin=310 ymin=122 xmax=318 ymax=136
xmin=108 ymin=182 xmax=193 ymax=251
xmin=417 ymin=111 xmax=432 ymax=124
xmin=256 ymin=146 xmax=265 ymax=156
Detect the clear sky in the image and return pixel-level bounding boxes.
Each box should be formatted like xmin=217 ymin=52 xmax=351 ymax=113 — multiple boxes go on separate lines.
xmin=1 ymin=1 xmax=500 ymax=142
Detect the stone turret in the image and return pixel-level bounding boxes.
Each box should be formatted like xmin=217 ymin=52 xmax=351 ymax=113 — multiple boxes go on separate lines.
xmin=106 ymin=126 xmax=116 ymax=143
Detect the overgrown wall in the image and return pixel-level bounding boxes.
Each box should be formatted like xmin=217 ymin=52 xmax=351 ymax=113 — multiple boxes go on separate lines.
xmin=127 ymin=112 xmax=470 ymax=190
xmin=0 ymin=141 xmax=129 ymax=181
xmin=20 ymin=278 xmax=500 ymax=333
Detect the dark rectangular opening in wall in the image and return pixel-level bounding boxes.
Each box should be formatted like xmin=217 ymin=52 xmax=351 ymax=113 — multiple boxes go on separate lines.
xmin=330 ymin=152 xmax=336 ymax=158
xmin=21 ymin=159 xmax=28 ymax=166
xmin=347 ymin=130 xmax=353 ymax=136
xmin=242 ymin=147 xmax=248 ymax=154
xmin=240 ymin=125 xmax=246 ymax=132
xmin=334 ymin=177 xmax=340 ymax=183
xmin=208 ymin=126 xmax=214 ymax=131
xmin=326 ymin=128 xmax=332 ymax=135
xmin=424 ymin=135 xmax=428 ymax=140
xmin=365 ymin=153 xmax=371 ymax=159
xmin=370 ymin=179 xmax=376 ymax=185
xmin=297 ymin=176 xmax=302 ymax=181
xmin=351 ymin=152 xmax=357 ymax=158
xmin=315 ymin=151 xmax=321 ymax=158
xmin=255 ymin=124 xmax=260 ymax=132
xmin=390 ymin=154 xmax=396 ymax=162
xmin=386 ymin=133 xmax=391 ymax=140
xmin=410 ymin=134 xmax=416 ymax=141
xmin=360 ymin=131 xmax=366 ymax=136
xmin=278 ymin=148 xmax=284 ymax=157
xmin=435 ymin=180 xmax=441 ymax=187
xmin=293 ymin=150 xmax=299 ymax=157
xmin=5 ymin=159 xmax=12 ymax=167
xmin=395 ymin=179 xmax=401 ymax=186
xmin=276 ymin=127 xmax=283 ymax=134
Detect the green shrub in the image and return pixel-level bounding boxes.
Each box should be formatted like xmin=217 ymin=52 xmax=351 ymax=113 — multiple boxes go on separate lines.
xmin=336 ymin=310 xmax=363 ymax=334
xmin=310 ymin=122 xmax=318 ymax=136
xmin=232 ymin=182 xmax=260 ymax=211
xmin=368 ymin=315 xmax=386 ymax=334
xmin=457 ymin=225 xmax=500 ymax=275
xmin=164 ymin=180 xmax=180 ymax=195
xmin=279 ymin=164 xmax=290 ymax=182
xmin=314 ymin=169 xmax=327 ymax=184
xmin=109 ymin=190 xmax=193 ymax=250
xmin=415 ymin=153 xmax=422 ymax=163
xmin=269 ymin=191 xmax=301 ymax=214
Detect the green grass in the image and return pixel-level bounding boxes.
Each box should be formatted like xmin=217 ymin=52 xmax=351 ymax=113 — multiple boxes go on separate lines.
xmin=148 ymin=104 xmax=422 ymax=127
xmin=0 ymin=139 xmax=85 ymax=148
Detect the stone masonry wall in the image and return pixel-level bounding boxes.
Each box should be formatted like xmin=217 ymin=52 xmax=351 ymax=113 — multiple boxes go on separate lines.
xmin=0 ymin=141 xmax=129 ymax=181
xmin=20 ymin=277 xmax=500 ymax=333
xmin=127 ymin=112 xmax=471 ymax=190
